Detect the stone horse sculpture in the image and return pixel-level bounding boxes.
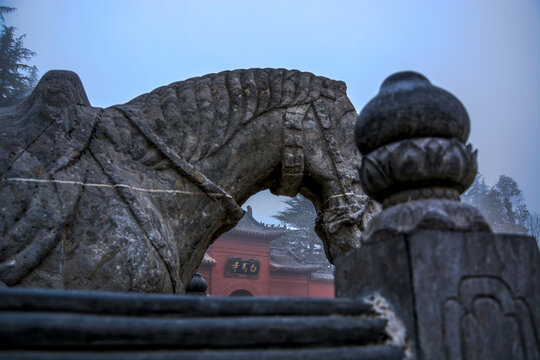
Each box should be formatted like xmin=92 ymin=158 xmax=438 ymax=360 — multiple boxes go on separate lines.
xmin=0 ymin=69 xmax=375 ymax=293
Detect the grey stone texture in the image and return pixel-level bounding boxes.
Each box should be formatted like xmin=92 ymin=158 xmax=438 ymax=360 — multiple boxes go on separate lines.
xmin=355 ymin=71 xmax=470 ymax=155
xmin=185 ymin=272 xmax=208 ymax=296
xmin=335 ymin=230 xmax=540 ymax=359
xmin=0 ymin=69 xmax=375 ymax=292
xmin=0 ymin=287 xmax=404 ymax=359
xmin=360 ymin=199 xmax=492 ymax=244
xmin=355 ymin=71 xmax=490 ymax=243
xmin=335 ymin=70 xmax=540 ymax=359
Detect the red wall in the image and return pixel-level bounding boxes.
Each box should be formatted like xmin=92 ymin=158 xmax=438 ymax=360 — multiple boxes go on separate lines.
xmin=269 ymin=272 xmax=309 ymax=297
xmin=205 ymin=234 xmax=271 ymax=297
xmin=197 ymin=233 xmax=334 ymax=298
xmin=308 ymin=280 xmax=334 ymax=298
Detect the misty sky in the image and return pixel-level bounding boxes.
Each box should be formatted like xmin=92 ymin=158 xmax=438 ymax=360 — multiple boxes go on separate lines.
xmin=5 ymin=0 xmax=540 ymax=225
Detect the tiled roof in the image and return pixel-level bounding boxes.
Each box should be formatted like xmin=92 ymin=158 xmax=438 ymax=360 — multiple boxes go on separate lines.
xmin=269 ymin=247 xmax=323 ymax=273
xmin=201 ymin=253 xmax=216 ymax=265
xmin=227 ymin=206 xmax=286 ymax=240
xmin=310 ymin=270 xmax=334 ymax=281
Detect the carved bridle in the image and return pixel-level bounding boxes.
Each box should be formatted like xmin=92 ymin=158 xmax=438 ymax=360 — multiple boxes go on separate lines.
xmin=276 ymin=97 xmax=362 ymax=209
xmin=272 ymin=95 xmax=371 ymax=260
xmin=274 ymin=104 xmax=309 ymax=196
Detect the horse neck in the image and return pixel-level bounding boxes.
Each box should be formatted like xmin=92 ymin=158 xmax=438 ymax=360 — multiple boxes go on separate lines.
xmin=133 ymin=68 xmax=349 ymax=203
xmin=115 ymin=68 xmax=368 ymax=272
xmin=138 ymin=68 xmax=346 ymax=161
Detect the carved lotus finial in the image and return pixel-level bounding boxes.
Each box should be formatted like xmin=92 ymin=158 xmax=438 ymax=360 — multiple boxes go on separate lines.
xmin=355 ymin=71 xmax=470 ymax=154
xmin=356 ymin=72 xmax=491 ymax=242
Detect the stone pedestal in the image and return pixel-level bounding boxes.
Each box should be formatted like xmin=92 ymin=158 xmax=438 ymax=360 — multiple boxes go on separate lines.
xmin=335 ymin=230 xmax=540 ymax=359
xmin=343 ymin=70 xmax=540 ymax=358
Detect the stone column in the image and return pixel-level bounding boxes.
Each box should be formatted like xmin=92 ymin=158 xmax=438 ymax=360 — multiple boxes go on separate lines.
xmin=335 ymin=72 xmax=540 ymax=359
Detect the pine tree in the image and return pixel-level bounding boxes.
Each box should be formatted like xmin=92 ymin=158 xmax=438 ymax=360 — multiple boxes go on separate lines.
xmin=493 ymin=175 xmax=529 ymax=234
xmin=0 ymin=6 xmax=38 ymax=107
xmin=463 ymin=174 xmax=530 ymax=235
xmin=272 ymin=195 xmax=331 ymax=268
xmin=463 ymin=173 xmax=489 ymax=207
xmin=525 ymin=212 xmax=540 ymax=247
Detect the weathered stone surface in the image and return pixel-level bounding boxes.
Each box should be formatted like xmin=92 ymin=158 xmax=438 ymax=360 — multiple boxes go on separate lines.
xmin=360 ymin=199 xmax=492 ymax=244
xmin=1 ymin=313 xmax=386 ymax=349
xmin=354 ymin=71 xmax=490 ymax=243
xmin=0 ymin=69 xmax=374 ymax=292
xmin=0 ymin=287 xmax=404 ymax=359
xmin=335 ymin=234 xmax=414 ymax=342
xmin=335 ymin=230 xmax=540 ymax=359
xmin=355 ymin=71 xmax=470 ymax=154
xmin=0 ymin=346 xmax=405 ymax=360
xmin=185 ymin=272 xmax=208 ymax=296
xmin=360 ymin=137 xmax=477 ymax=204
xmin=0 ymin=287 xmax=374 ymax=316
xmin=339 ymin=70 xmax=539 ymax=359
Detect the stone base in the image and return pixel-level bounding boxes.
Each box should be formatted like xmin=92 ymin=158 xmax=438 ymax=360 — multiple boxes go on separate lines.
xmin=0 ymin=288 xmax=404 ymax=359
xmin=335 ymin=230 xmax=540 ymax=359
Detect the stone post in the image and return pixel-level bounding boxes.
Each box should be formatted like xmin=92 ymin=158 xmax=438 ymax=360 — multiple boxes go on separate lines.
xmin=185 ymin=272 xmax=208 ymax=296
xmin=335 ymin=72 xmax=540 ymax=359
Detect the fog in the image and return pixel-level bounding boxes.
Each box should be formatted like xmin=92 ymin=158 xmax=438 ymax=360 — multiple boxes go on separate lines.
xmin=7 ymin=0 xmax=540 ymax=222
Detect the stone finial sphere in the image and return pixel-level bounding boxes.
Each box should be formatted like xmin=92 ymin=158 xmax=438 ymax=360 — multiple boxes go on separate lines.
xmin=355 ymin=71 xmax=470 ymax=154
xmin=355 ymin=71 xmax=491 ymax=240
xmin=186 ymin=272 xmax=208 ymax=294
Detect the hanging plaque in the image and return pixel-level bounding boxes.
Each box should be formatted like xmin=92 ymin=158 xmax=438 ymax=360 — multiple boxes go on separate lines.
xmin=225 ymin=257 xmax=261 ymax=279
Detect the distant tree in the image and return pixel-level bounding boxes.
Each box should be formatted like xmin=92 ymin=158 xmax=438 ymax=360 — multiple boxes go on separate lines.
xmin=463 ymin=173 xmax=489 ymax=207
xmin=0 ymin=6 xmax=38 ymax=107
xmin=0 ymin=6 xmax=15 ymax=22
xmin=525 ymin=212 xmax=540 ymax=247
xmin=463 ymin=174 xmax=529 ymax=234
xmin=492 ymin=175 xmax=529 ymax=234
xmin=272 ymin=195 xmax=331 ymax=268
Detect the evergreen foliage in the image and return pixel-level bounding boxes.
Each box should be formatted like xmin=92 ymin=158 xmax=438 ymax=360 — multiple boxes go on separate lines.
xmin=463 ymin=174 xmax=533 ymax=237
xmin=0 ymin=6 xmax=38 ymax=107
xmin=272 ymin=195 xmax=331 ymax=268
xmin=525 ymin=213 xmax=540 ymax=247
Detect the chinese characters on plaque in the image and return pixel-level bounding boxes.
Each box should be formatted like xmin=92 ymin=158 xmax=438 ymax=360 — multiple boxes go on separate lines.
xmin=225 ymin=257 xmax=261 ymax=278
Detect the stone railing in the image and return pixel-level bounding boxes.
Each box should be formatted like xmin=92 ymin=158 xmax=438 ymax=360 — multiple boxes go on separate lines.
xmin=336 ymin=71 xmax=540 ymax=359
